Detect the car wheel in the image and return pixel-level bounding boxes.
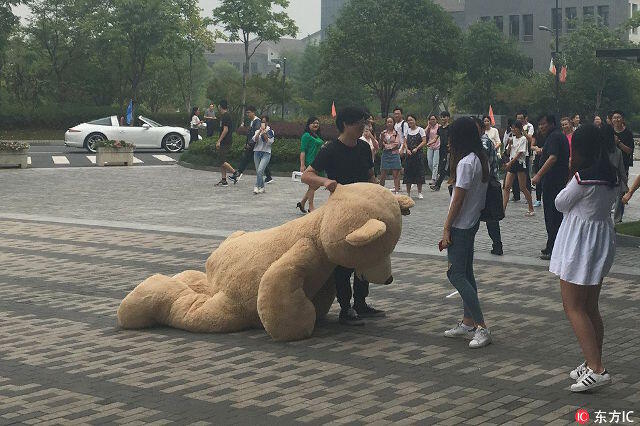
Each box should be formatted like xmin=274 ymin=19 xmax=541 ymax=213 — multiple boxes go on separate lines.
xmin=162 ymin=133 xmax=185 ymax=153
xmin=84 ymin=132 xmax=106 ymax=153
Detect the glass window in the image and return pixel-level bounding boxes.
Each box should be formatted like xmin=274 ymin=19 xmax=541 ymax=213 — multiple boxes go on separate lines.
xmin=509 ymin=15 xmax=520 ymax=39
xmin=523 ymin=14 xmax=534 ymax=41
xmin=598 ymin=5 xmax=610 ymax=26
xmin=552 ymin=8 xmax=562 ymax=32
xmin=566 ymin=7 xmax=577 ymax=31
xmin=494 ymin=16 xmax=504 ymax=32
xmin=583 ymin=6 xmax=594 ymax=17
xmin=88 ymin=117 xmax=112 ymax=126
xmin=480 ymin=16 xmax=490 ymax=22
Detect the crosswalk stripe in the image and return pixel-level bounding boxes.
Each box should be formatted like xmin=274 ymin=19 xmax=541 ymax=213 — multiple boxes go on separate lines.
xmin=52 ymin=155 xmax=70 ymax=165
xmin=27 ymin=157 xmax=31 ymax=165
xmin=133 ymin=156 xmax=144 ymax=164
xmin=86 ymin=155 xmax=96 ymax=164
xmin=152 ymin=154 xmax=176 ymax=162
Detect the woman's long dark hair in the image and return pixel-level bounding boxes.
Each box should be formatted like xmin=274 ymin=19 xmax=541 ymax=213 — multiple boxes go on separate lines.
xmin=304 ymin=116 xmax=321 ymax=138
xmin=448 ymin=117 xmax=489 ymax=184
xmin=571 ymin=124 xmax=617 ymax=185
xmin=191 ymin=106 xmax=199 ymax=118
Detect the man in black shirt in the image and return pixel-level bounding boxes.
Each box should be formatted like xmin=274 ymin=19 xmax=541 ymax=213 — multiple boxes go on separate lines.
xmin=215 ymin=100 xmax=238 ymax=186
xmin=302 ymin=106 xmax=383 ymax=325
xmin=612 ymin=110 xmax=634 ymax=223
xmin=431 ymin=111 xmax=450 ymax=191
xmin=532 ymin=114 xmax=570 ymax=260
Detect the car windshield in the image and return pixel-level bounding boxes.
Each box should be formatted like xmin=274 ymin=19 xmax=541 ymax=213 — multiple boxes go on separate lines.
xmin=139 ymin=116 xmax=162 ymax=127
xmin=88 ymin=117 xmax=112 ymax=126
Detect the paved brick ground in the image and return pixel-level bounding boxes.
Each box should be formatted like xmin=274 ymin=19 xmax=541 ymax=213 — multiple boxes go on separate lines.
xmin=0 ymin=218 xmax=638 ymax=425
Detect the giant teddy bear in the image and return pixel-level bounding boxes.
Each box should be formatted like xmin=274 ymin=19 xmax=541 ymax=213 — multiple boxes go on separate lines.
xmin=117 ymin=183 xmax=414 ymax=341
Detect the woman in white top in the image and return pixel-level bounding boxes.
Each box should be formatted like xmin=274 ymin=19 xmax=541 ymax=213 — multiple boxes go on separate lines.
xmin=502 ymin=121 xmax=534 ymax=215
xmin=190 ymin=107 xmax=205 ymax=144
xmin=441 ymin=117 xmax=492 ymax=349
xmin=483 ymin=116 xmax=501 ymax=156
xmin=252 ymin=115 xmax=275 ymax=194
xmin=361 ymin=114 xmax=379 ymax=165
xmin=550 ymin=124 xmax=618 ymax=393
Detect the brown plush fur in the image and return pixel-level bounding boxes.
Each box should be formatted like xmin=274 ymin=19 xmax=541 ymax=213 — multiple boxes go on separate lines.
xmin=117 ymin=183 xmax=414 ymax=341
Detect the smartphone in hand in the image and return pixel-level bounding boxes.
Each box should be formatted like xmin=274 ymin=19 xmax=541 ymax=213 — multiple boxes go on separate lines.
xmin=438 ymin=240 xmax=445 ymax=252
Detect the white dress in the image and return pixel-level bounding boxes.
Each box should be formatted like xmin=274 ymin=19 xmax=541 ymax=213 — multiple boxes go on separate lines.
xmin=550 ymin=174 xmax=617 ymax=285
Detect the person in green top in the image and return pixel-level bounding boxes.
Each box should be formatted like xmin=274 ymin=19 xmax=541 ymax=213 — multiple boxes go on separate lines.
xmin=297 ymin=117 xmax=325 ymax=213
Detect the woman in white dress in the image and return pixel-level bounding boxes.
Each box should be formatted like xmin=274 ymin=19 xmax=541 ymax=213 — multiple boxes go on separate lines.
xmin=550 ymin=124 xmax=618 ymax=393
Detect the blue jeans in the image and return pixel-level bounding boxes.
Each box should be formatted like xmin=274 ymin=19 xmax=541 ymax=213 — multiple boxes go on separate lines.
xmin=254 ymin=151 xmax=271 ymax=188
xmin=447 ymin=221 xmax=484 ymax=324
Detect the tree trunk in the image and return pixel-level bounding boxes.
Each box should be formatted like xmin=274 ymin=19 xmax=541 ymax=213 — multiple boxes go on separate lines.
xmin=241 ymin=41 xmax=249 ymax=121
xmin=187 ymin=51 xmax=193 ymax=113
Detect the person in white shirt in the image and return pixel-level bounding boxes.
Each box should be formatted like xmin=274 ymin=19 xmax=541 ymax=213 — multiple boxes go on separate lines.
xmin=252 ymin=115 xmax=275 ymax=194
xmin=441 ymin=117 xmax=492 ymax=349
xmin=393 ymin=107 xmax=408 ymax=149
xmin=483 ymin=116 xmax=501 ymax=154
xmin=190 ymin=106 xmax=205 ymax=144
xmin=514 ymin=111 xmax=536 ymax=204
xmin=502 ymin=121 xmax=534 ymax=215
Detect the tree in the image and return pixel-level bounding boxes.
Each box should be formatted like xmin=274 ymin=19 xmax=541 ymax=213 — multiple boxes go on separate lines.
xmin=0 ymin=0 xmax=19 ymax=75
xmin=454 ymin=21 xmax=530 ymax=113
xmin=212 ymin=0 xmax=297 ymax=118
xmin=321 ymin=0 xmax=461 ymax=117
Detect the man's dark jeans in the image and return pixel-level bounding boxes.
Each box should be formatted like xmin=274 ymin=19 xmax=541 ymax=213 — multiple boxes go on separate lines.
xmin=236 ymin=145 xmax=271 ymax=179
xmin=485 ymin=221 xmax=502 ymax=251
xmin=206 ymin=121 xmax=215 ymax=138
xmin=333 ymin=266 xmax=369 ymax=310
xmin=542 ymin=183 xmax=564 ymax=253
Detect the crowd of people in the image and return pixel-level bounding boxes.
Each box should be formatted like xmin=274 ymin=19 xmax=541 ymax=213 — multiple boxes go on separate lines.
xmin=195 ymin=101 xmax=637 ymax=393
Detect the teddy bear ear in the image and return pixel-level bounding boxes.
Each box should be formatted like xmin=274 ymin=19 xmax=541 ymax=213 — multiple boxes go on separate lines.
xmin=346 ymin=219 xmax=387 ymax=247
xmin=396 ymin=195 xmax=415 ymax=216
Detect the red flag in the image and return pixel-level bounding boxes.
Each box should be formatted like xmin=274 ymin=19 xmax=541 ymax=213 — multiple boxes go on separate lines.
xmin=331 ymin=102 xmax=337 ymax=118
xmin=559 ymin=66 xmax=567 ymax=83
xmin=488 ymin=105 xmax=495 ymax=126
xmin=549 ymin=59 xmax=556 ymax=75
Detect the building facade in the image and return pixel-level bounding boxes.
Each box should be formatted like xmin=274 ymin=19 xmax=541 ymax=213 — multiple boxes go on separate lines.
xmin=463 ymin=0 xmax=640 ymax=71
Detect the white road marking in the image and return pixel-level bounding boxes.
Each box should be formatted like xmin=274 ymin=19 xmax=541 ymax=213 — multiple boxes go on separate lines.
xmin=152 ymin=154 xmax=175 ymax=162
xmin=86 ymin=156 xmax=96 ymax=164
xmin=133 ymin=156 xmax=144 ymax=164
xmin=27 ymin=157 xmax=31 ymax=165
xmin=52 ymin=155 xmax=70 ymax=165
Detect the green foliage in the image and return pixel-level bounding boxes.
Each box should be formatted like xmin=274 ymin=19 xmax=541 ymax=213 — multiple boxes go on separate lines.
xmin=0 ymin=140 xmax=30 ymax=151
xmin=0 ymin=0 xmax=20 ymax=76
xmin=615 ymin=220 xmax=640 ymax=237
xmin=95 ymin=140 xmax=135 ymax=149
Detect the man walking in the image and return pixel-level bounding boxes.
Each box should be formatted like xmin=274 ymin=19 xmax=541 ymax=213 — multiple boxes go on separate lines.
xmin=215 ymin=100 xmax=238 ymax=187
xmin=532 ymin=114 xmax=570 ymax=260
xmin=302 ymin=106 xmax=385 ymax=325
xmin=612 ymin=110 xmax=634 ymax=223
xmin=431 ymin=111 xmax=450 ymax=191
xmin=204 ymin=103 xmax=216 ymax=138
xmin=230 ymin=106 xmax=261 ymax=181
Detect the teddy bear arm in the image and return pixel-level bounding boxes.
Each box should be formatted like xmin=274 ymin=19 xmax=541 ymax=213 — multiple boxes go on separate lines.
xmin=257 ymin=238 xmax=322 ymax=341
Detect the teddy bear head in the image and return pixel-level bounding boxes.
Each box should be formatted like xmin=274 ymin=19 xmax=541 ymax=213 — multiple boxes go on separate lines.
xmin=319 ymin=183 xmax=414 ymax=284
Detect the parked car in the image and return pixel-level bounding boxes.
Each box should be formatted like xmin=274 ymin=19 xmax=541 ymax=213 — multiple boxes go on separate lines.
xmin=65 ymin=115 xmax=199 ymax=153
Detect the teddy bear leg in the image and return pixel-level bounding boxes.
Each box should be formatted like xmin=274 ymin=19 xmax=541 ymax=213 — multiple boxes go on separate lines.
xmin=311 ymin=276 xmax=337 ymax=321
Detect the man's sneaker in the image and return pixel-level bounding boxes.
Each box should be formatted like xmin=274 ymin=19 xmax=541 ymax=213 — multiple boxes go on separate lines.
xmin=253 ymin=187 xmax=259 ymax=194
xmin=236 ymin=173 xmax=243 ymax=181
xmin=540 ymin=253 xmax=551 ymax=261
xmin=265 ymin=177 xmax=274 ymax=184
xmin=571 ymin=368 xmax=611 ymax=392
xmin=570 ymin=361 xmax=587 ymax=380
xmin=469 ymin=327 xmax=492 ymax=348
xmin=228 ymin=174 xmax=238 ymax=184
xmin=353 ymin=303 xmax=386 ymax=318
xmin=418 ymin=193 xmax=424 ymax=199
xmin=215 ymin=179 xmax=228 ymax=187
xmin=491 ymin=248 xmax=503 ymax=256
xmin=339 ymin=308 xmax=365 ymax=326
xmin=444 ymin=322 xmax=476 ymax=340
xmin=257 ymin=187 xmax=265 ymax=194
xmin=533 ymin=200 xmax=542 ymax=207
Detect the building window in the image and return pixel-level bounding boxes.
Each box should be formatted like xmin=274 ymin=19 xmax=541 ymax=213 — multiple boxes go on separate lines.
xmin=566 ymin=7 xmax=577 ymax=31
xmin=633 ymin=4 xmax=638 ymax=34
xmin=523 ymin=14 xmax=534 ymax=41
xmin=494 ymin=16 xmax=504 ymax=32
xmin=509 ymin=15 xmax=520 ymax=39
xmin=251 ymin=62 xmax=258 ymax=74
xmin=583 ymin=6 xmax=594 ymax=18
xmin=480 ymin=16 xmax=490 ymax=22
xmin=552 ymin=8 xmax=562 ymax=32
xmin=598 ymin=5 xmax=610 ymax=26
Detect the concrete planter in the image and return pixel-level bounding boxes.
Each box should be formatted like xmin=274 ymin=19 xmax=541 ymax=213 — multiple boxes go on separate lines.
xmin=96 ymin=147 xmax=134 ymax=166
xmin=0 ymin=149 xmax=29 ymax=168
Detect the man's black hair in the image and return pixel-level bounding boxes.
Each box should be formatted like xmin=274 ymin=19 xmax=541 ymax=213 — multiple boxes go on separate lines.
xmin=393 ymin=106 xmax=403 ymax=114
xmin=440 ymin=111 xmax=451 ymax=118
xmin=336 ymin=106 xmax=368 ymax=133
xmin=219 ymin=100 xmax=229 ymax=109
xmin=517 ymin=110 xmax=528 ymax=118
xmin=246 ymin=105 xmax=256 ymax=113
xmin=611 ymin=110 xmax=625 ymax=118
xmin=539 ymin=114 xmax=557 ymax=127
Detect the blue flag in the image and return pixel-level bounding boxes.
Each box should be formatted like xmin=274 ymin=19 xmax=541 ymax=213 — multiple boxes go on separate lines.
xmin=126 ymin=100 xmax=133 ymax=125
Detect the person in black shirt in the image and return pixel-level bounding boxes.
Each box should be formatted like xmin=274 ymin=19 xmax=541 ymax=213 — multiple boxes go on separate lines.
xmin=215 ymin=100 xmax=239 ymax=186
xmin=431 ymin=111 xmax=451 ymax=191
xmin=302 ymin=106 xmax=383 ymax=325
xmin=611 ymin=110 xmax=634 ymax=223
xmin=532 ymin=114 xmax=570 ymax=260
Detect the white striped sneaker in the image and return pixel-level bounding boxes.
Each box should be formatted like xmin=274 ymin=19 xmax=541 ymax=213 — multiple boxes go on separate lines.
xmin=444 ymin=322 xmax=476 ymax=340
xmin=469 ymin=326 xmax=492 ymax=348
xmin=571 ymin=368 xmax=611 ymax=392
xmin=569 ymin=361 xmax=587 ymax=380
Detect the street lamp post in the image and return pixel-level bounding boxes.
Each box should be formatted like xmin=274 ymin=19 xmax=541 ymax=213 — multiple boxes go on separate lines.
xmin=539 ymin=0 xmax=560 ymax=114
xmin=281 ymin=57 xmax=286 ymax=120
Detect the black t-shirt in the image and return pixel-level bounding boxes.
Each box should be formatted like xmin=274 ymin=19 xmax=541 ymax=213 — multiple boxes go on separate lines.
xmin=437 ymin=125 xmax=450 ymax=151
xmin=311 ymin=139 xmax=373 ymax=185
xmin=615 ymin=127 xmax=634 ymax=168
xmin=541 ymin=127 xmax=570 ymax=187
xmin=219 ymin=112 xmax=234 ymax=147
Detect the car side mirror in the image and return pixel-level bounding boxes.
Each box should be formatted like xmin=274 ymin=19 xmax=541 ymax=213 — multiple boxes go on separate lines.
xmin=142 ymin=124 xmax=151 ymax=129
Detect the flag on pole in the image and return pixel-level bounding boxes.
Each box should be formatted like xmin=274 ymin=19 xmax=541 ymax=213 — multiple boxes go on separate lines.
xmin=331 ymin=101 xmax=337 ymax=118
xmin=559 ymin=66 xmax=567 ymax=83
xmin=549 ymin=59 xmax=556 ymax=75
xmin=488 ymin=105 xmax=495 ymax=126
xmin=126 ymin=100 xmax=133 ymax=125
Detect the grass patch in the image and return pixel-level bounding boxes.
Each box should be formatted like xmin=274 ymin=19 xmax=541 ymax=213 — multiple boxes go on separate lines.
xmin=0 ymin=129 xmax=65 ymax=140
xmin=616 ymin=220 xmax=640 ymax=237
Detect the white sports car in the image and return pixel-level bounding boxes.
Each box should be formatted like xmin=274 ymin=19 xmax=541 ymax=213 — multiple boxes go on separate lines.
xmin=65 ymin=115 xmax=198 ymax=153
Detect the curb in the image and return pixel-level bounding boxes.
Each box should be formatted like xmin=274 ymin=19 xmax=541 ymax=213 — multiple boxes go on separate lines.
xmin=177 ymin=160 xmax=294 ymax=177
xmin=616 ymin=232 xmax=640 ymax=248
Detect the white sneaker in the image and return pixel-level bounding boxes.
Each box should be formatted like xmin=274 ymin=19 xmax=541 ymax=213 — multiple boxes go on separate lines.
xmin=253 ymin=187 xmax=259 ymax=194
xmin=444 ymin=322 xmax=476 ymax=340
xmin=237 ymin=173 xmax=243 ymax=181
xmin=569 ymin=361 xmax=587 ymax=380
xmin=418 ymin=193 xmax=424 ymax=199
xmin=571 ymin=368 xmax=611 ymax=392
xmin=469 ymin=327 xmax=492 ymax=348
xmin=257 ymin=187 xmax=265 ymax=194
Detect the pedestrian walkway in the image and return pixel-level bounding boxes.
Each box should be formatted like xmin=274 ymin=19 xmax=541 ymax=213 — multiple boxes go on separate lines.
xmin=0 ymin=218 xmax=637 ymax=424
xmin=22 ymin=152 xmax=178 ymax=168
